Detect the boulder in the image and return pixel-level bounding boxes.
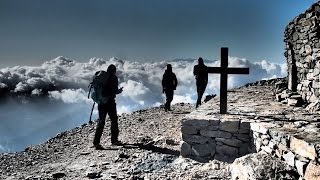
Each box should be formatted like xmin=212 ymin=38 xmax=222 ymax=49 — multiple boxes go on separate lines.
xmin=304 ymin=161 xmax=320 ymax=180
xmin=290 ymin=137 xmax=316 ymax=160
xmin=231 ymin=152 xmax=299 ymax=180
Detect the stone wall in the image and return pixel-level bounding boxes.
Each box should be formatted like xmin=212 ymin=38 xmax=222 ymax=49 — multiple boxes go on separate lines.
xmin=181 ymin=115 xmax=320 ymax=178
xmin=181 ymin=114 xmax=253 ymax=163
xmin=180 ymin=83 xmax=320 ymax=179
xmin=251 ymin=122 xmax=320 ymax=178
xmin=284 ymin=2 xmax=320 ymax=103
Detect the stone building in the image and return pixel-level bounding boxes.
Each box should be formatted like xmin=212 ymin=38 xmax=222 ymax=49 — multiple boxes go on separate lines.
xmin=284 ymin=2 xmax=320 ymax=103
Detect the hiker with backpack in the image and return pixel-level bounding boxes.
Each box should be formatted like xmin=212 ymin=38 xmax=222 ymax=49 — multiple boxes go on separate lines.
xmin=162 ymin=64 xmax=178 ymax=111
xmin=88 ymin=64 xmax=123 ymax=149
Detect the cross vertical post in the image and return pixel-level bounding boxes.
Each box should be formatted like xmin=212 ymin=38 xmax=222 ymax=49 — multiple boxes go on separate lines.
xmin=220 ymin=47 xmax=228 ymax=114
xmin=207 ymin=47 xmax=249 ymax=114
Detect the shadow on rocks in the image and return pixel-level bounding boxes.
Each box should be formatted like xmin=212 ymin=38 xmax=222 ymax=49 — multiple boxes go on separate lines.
xmin=121 ymin=142 xmax=180 ymax=156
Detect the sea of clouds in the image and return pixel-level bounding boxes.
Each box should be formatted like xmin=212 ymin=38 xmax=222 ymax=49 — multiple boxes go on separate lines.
xmin=0 ymin=56 xmax=286 ymax=152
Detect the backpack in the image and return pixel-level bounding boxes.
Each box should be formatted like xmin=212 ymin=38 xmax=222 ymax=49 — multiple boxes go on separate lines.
xmin=87 ymin=70 xmax=110 ymax=122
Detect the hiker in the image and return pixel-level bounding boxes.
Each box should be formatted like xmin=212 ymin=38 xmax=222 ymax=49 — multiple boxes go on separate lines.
xmin=92 ymin=64 xmax=123 ymax=149
xmin=193 ymin=57 xmax=208 ymax=108
xmin=162 ymin=64 xmax=178 ymax=111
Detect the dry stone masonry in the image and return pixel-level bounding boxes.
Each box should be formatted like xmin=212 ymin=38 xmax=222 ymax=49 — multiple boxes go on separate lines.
xmin=180 ymin=82 xmax=320 ymax=179
xmin=284 ymin=2 xmax=320 ymax=111
xmin=181 ymin=113 xmax=252 ymax=163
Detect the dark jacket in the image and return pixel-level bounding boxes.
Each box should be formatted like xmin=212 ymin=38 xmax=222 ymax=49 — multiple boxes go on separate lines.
xmin=102 ymin=74 xmax=119 ymax=98
xmin=162 ymin=70 xmax=178 ymax=90
xmin=193 ymin=64 xmax=208 ymax=87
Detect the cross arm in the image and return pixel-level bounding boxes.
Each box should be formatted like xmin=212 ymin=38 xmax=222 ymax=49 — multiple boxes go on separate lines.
xmin=207 ymin=67 xmax=249 ymax=74
xmin=227 ymin=67 xmax=249 ymax=74
xmin=207 ymin=67 xmax=222 ymax=73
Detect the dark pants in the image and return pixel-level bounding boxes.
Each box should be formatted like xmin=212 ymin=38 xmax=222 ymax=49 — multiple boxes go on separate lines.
xmin=93 ymin=99 xmax=119 ymax=145
xmin=165 ymin=89 xmax=174 ymax=111
xmin=196 ymin=85 xmax=206 ymax=108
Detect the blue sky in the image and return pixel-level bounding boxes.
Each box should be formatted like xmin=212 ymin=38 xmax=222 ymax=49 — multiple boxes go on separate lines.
xmin=0 ymin=0 xmax=317 ymax=67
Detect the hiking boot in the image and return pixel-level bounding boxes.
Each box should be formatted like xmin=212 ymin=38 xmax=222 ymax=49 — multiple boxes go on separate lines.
xmin=111 ymin=140 xmax=122 ymax=146
xmin=93 ymin=144 xmax=105 ymax=150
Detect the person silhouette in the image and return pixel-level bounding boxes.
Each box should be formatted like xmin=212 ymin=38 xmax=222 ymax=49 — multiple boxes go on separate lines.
xmin=162 ymin=64 xmax=178 ymax=111
xmin=93 ymin=64 xmax=123 ymax=149
xmin=193 ymin=57 xmax=208 ymax=108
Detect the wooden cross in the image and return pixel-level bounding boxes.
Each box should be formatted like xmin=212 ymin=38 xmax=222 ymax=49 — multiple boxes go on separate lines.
xmin=208 ymin=47 xmax=249 ymax=114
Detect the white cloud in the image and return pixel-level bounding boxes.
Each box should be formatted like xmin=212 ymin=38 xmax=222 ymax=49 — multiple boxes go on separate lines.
xmin=172 ymin=94 xmax=194 ymax=104
xmin=14 ymin=82 xmax=29 ymax=93
xmin=281 ymin=63 xmax=288 ymax=76
xmin=0 ymin=83 xmax=7 ymax=88
xmin=48 ymin=89 xmax=91 ymax=104
xmin=121 ymin=80 xmax=150 ymax=97
xmin=31 ymin=89 xmax=42 ymax=96
xmin=0 ymin=56 xmax=287 ymax=152
xmin=0 ymin=56 xmax=286 ymax=113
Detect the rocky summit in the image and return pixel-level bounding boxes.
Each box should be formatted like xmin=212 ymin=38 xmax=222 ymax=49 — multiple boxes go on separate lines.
xmin=1 ymin=78 xmax=320 ymax=180
xmin=0 ymin=102 xmax=230 ymax=180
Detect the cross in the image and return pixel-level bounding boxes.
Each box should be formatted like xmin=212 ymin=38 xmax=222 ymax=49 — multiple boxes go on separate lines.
xmin=208 ymin=47 xmax=250 ymax=114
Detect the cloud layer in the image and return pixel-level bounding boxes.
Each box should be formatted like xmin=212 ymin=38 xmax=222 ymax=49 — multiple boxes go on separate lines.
xmin=0 ymin=56 xmax=286 ymax=113
xmin=0 ymin=56 xmax=286 ymax=152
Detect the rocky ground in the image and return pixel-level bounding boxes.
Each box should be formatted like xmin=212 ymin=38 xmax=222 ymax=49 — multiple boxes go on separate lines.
xmin=0 ymin=102 xmax=231 ymax=179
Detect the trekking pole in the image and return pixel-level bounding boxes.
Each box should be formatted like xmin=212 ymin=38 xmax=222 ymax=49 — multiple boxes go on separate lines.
xmin=89 ymin=102 xmax=95 ymax=124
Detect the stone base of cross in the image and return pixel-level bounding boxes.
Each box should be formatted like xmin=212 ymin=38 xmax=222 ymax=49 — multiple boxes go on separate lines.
xmin=208 ymin=47 xmax=250 ymax=114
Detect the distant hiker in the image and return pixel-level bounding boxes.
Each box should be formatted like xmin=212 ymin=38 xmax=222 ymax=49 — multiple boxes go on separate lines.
xmin=88 ymin=64 xmax=123 ymax=149
xmin=162 ymin=64 xmax=178 ymax=111
xmin=193 ymin=57 xmax=208 ymax=108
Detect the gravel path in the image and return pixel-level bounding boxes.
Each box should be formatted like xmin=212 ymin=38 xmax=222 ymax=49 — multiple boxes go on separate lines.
xmin=0 ymin=103 xmax=231 ymax=180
